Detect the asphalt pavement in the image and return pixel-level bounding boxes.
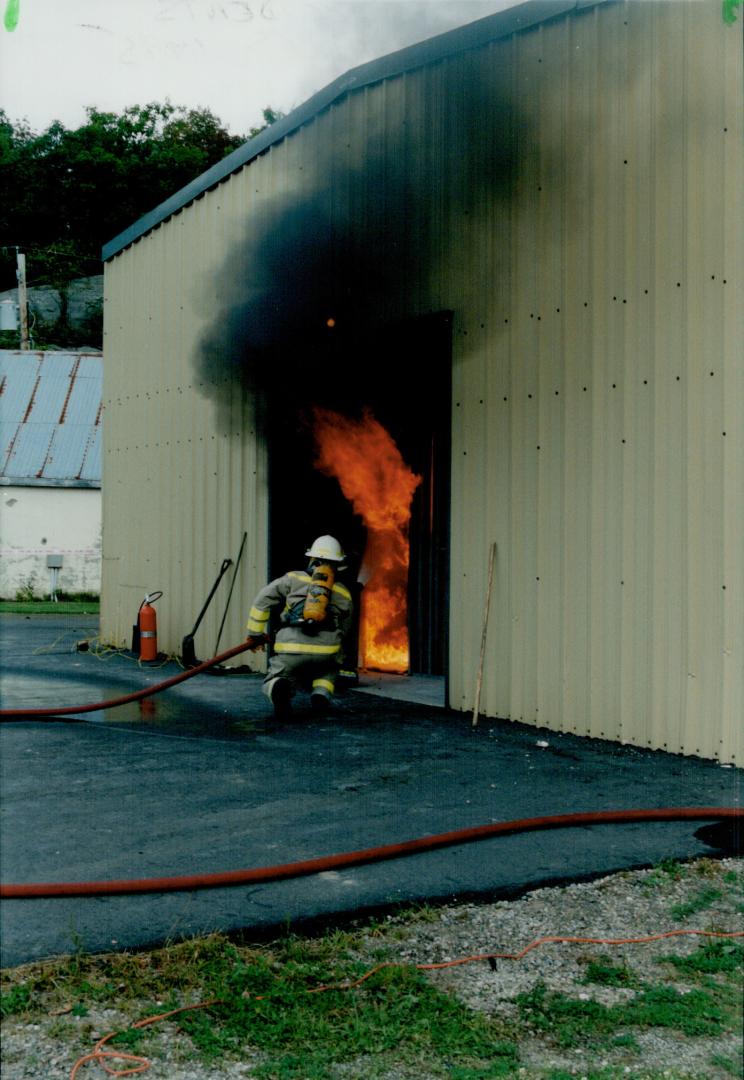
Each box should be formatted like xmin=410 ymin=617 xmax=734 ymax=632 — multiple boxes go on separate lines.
xmin=1 ymin=614 xmax=741 ymax=968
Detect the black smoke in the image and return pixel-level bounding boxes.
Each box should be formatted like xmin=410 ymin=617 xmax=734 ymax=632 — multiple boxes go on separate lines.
xmin=195 ymin=46 xmax=525 ymax=433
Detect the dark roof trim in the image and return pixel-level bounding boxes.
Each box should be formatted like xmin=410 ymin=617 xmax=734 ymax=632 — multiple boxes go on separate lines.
xmin=102 ymin=0 xmax=610 ymax=262
xmin=0 ymin=477 xmax=101 ymax=490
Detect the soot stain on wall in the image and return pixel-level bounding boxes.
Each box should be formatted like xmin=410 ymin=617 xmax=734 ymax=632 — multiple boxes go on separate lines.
xmin=195 ymin=58 xmax=530 ymax=433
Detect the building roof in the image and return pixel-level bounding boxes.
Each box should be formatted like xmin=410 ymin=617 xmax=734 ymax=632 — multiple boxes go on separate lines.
xmin=0 ymin=351 xmax=102 ymax=488
xmin=102 ymin=0 xmax=609 ymax=262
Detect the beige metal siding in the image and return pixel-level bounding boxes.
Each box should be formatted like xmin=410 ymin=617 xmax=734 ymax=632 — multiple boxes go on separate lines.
xmin=446 ymin=0 xmax=743 ymax=763
xmin=103 ymin=0 xmax=742 ymax=760
xmin=102 ymin=174 xmax=271 ymax=661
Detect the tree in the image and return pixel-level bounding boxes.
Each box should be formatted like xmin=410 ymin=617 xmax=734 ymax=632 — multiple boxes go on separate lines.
xmin=249 ymin=107 xmax=284 ymax=139
xmin=0 ymin=102 xmax=284 ymax=297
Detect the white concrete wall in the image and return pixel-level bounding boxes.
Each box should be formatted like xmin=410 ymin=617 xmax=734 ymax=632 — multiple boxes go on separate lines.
xmin=0 ymin=486 xmax=101 ymax=598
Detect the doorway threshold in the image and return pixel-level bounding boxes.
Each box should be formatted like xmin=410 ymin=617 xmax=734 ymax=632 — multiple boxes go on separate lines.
xmin=353 ymin=672 xmax=446 ymax=708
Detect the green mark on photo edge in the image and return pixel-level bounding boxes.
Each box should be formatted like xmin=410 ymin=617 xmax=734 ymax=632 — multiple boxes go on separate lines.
xmin=723 ymin=0 xmax=741 ymax=23
xmin=4 ymin=0 xmax=20 ymax=32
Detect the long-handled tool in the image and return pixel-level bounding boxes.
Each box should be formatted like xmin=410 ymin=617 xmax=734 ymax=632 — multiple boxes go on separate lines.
xmin=207 ymin=532 xmax=253 ymax=675
xmin=214 ymin=531 xmax=247 ymax=656
xmin=181 ymin=558 xmax=232 ymax=668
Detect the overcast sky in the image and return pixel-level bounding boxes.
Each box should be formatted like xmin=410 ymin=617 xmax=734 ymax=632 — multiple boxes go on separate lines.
xmin=1 ymin=0 xmax=520 ymax=136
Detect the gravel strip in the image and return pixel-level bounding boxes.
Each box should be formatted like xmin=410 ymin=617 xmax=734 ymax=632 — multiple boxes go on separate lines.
xmin=2 ymin=856 xmax=742 ymax=1079
xmin=370 ymin=856 xmax=743 ymax=1078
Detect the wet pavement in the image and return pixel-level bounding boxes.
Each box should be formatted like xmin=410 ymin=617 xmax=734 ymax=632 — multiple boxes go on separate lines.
xmin=1 ymin=614 xmax=741 ymax=968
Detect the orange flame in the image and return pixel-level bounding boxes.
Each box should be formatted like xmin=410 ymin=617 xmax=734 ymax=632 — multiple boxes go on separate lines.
xmin=312 ymin=407 xmax=421 ymax=673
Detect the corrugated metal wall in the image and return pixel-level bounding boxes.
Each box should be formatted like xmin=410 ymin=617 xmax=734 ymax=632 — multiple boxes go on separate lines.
xmin=102 ymin=181 xmax=271 ymax=656
xmin=445 ymin=0 xmax=743 ymax=763
xmin=103 ymin=0 xmax=743 ymax=761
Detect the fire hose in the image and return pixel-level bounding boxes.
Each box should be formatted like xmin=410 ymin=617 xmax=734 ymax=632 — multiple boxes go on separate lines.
xmin=2 ymin=808 xmax=741 ymax=899
xmin=0 ymin=646 xmax=740 ymax=900
xmin=0 ymin=640 xmax=255 ymax=719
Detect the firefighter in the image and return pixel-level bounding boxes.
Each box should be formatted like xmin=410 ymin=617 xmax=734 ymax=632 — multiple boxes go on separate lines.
xmin=245 ymin=535 xmax=354 ymax=717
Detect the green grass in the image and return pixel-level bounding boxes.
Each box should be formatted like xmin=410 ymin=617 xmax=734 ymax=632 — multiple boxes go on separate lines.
xmin=642 ymin=859 xmax=685 ymax=892
xmin=0 ymin=984 xmax=31 ymax=1017
xmin=180 ymin=947 xmax=520 ymax=1078
xmin=670 ymin=885 xmax=724 ymax=921
xmin=663 ymin=938 xmax=744 ymax=977
xmin=0 ymin=934 xmax=520 ymax=1079
xmin=1 ymin=861 xmax=742 ymax=1079
xmin=516 ymin=978 xmax=729 ymax=1048
xmin=540 ymin=1071 xmax=712 ymax=1080
xmin=0 ymin=600 xmax=99 ymax=614
xmin=516 ymin=934 xmax=743 ymax=1055
xmin=581 ymin=956 xmax=642 ymax=989
xmin=711 ymin=1052 xmax=744 ymax=1078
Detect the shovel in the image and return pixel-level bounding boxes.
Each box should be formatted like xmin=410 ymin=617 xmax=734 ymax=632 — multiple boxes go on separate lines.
xmin=181 ymin=558 xmax=232 ymax=668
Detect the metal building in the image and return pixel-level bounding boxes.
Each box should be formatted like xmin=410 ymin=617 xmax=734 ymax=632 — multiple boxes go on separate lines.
xmin=101 ymin=0 xmax=743 ymax=763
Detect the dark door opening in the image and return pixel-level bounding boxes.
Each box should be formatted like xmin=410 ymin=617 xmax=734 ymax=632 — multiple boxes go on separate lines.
xmin=268 ymin=311 xmax=451 ymax=677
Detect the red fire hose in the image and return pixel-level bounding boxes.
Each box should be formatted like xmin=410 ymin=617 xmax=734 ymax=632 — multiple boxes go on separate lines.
xmin=2 ymin=807 xmax=740 ymax=899
xmin=0 ymin=641 xmax=254 ymax=719
xmin=1 ymin=647 xmax=740 ymax=900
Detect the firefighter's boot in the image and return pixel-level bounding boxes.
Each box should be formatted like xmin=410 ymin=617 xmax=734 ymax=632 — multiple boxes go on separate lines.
xmin=310 ymin=676 xmax=333 ymax=716
xmin=311 ymin=693 xmax=329 ymax=716
xmin=269 ymin=677 xmax=292 ymax=719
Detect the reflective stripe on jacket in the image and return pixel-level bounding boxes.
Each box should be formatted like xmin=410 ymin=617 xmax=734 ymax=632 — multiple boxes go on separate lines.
xmin=246 ymin=569 xmax=353 ymax=657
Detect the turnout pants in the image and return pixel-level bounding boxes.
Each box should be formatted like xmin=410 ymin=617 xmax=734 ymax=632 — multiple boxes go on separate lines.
xmin=263 ymin=633 xmax=341 ymax=702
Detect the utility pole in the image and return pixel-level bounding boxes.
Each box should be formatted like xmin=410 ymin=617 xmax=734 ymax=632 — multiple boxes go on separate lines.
xmin=16 ymin=250 xmax=30 ymax=350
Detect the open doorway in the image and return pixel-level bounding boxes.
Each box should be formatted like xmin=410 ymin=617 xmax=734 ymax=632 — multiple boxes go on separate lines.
xmin=268 ymin=311 xmax=451 ymax=683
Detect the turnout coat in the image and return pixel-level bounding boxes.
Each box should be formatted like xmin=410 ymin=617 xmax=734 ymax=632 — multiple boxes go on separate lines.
xmin=246 ymin=569 xmax=354 ymax=669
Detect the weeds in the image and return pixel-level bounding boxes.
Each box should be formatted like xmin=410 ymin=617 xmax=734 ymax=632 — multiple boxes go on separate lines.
xmin=540 ymin=1071 xmax=708 ymax=1080
xmin=619 ymin=983 xmax=726 ymax=1037
xmin=1 ymin=935 xmax=521 ymax=1078
xmin=13 ymin=576 xmax=38 ymax=603
xmin=662 ymin=938 xmax=744 ymax=977
xmin=642 ymin=859 xmax=684 ymax=891
xmin=0 ymin=985 xmax=31 ymax=1017
xmin=183 ymin=955 xmax=520 ymax=1077
xmin=108 ymin=1026 xmax=147 ymax=1053
xmin=711 ymin=1052 xmax=744 ymax=1077
xmin=2 ymin=860 xmax=742 ymax=1078
xmin=580 ymin=956 xmax=642 ymax=989
xmin=516 ymin=937 xmax=742 ymax=1054
xmin=516 ymin=967 xmax=738 ymax=1048
xmin=671 ymin=885 xmax=724 ymax=921
xmin=517 ymin=981 xmax=620 ymax=1047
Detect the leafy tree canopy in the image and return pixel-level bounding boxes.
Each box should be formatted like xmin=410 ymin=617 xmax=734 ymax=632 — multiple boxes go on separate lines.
xmin=0 ymin=102 xmax=283 ymax=293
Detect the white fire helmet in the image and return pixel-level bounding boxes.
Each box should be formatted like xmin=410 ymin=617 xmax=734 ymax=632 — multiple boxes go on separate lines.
xmin=305 ymin=535 xmax=346 ymax=562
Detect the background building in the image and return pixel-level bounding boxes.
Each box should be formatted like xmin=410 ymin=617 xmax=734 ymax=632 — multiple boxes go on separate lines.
xmin=0 ymin=277 xmax=103 ymax=352
xmin=101 ymin=0 xmax=743 ymax=762
xmin=0 ymin=350 xmax=102 ymax=598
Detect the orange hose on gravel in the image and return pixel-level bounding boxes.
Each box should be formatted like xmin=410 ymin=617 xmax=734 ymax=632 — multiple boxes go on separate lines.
xmin=2 ymin=807 xmax=741 ymax=899
xmin=70 ymin=929 xmax=744 ymax=1079
xmin=0 ymin=641 xmax=253 ymax=718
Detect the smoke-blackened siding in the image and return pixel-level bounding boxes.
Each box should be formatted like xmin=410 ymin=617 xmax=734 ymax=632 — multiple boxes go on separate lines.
xmin=102 ymin=0 xmax=743 ymax=762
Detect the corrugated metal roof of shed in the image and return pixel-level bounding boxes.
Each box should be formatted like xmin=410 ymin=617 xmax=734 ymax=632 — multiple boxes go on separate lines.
xmin=102 ymin=0 xmax=612 ymax=262
xmin=0 ymin=351 xmax=102 ymax=487
xmin=78 ymin=425 xmax=102 ymax=483
xmin=0 ymin=364 xmax=37 ymax=422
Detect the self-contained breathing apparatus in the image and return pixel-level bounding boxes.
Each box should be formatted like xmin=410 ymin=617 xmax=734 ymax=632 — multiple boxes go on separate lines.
xmin=284 ymin=561 xmax=335 ymax=632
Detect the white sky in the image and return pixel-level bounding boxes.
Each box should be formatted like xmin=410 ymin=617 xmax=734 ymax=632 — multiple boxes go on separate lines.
xmin=1 ymin=0 xmax=520 ymax=136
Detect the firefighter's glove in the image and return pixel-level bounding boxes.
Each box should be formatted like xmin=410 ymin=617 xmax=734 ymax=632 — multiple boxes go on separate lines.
xmin=244 ymin=634 xmax=267 ymax=652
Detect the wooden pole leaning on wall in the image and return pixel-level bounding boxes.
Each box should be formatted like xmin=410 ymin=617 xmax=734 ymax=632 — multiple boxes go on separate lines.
xmin=472 ymin=541 xmax=497 ymax=728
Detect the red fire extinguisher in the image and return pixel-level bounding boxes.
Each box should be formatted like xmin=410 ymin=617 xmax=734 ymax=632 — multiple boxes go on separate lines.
xmin=137 ymin=591 xmax=162 ymax=662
